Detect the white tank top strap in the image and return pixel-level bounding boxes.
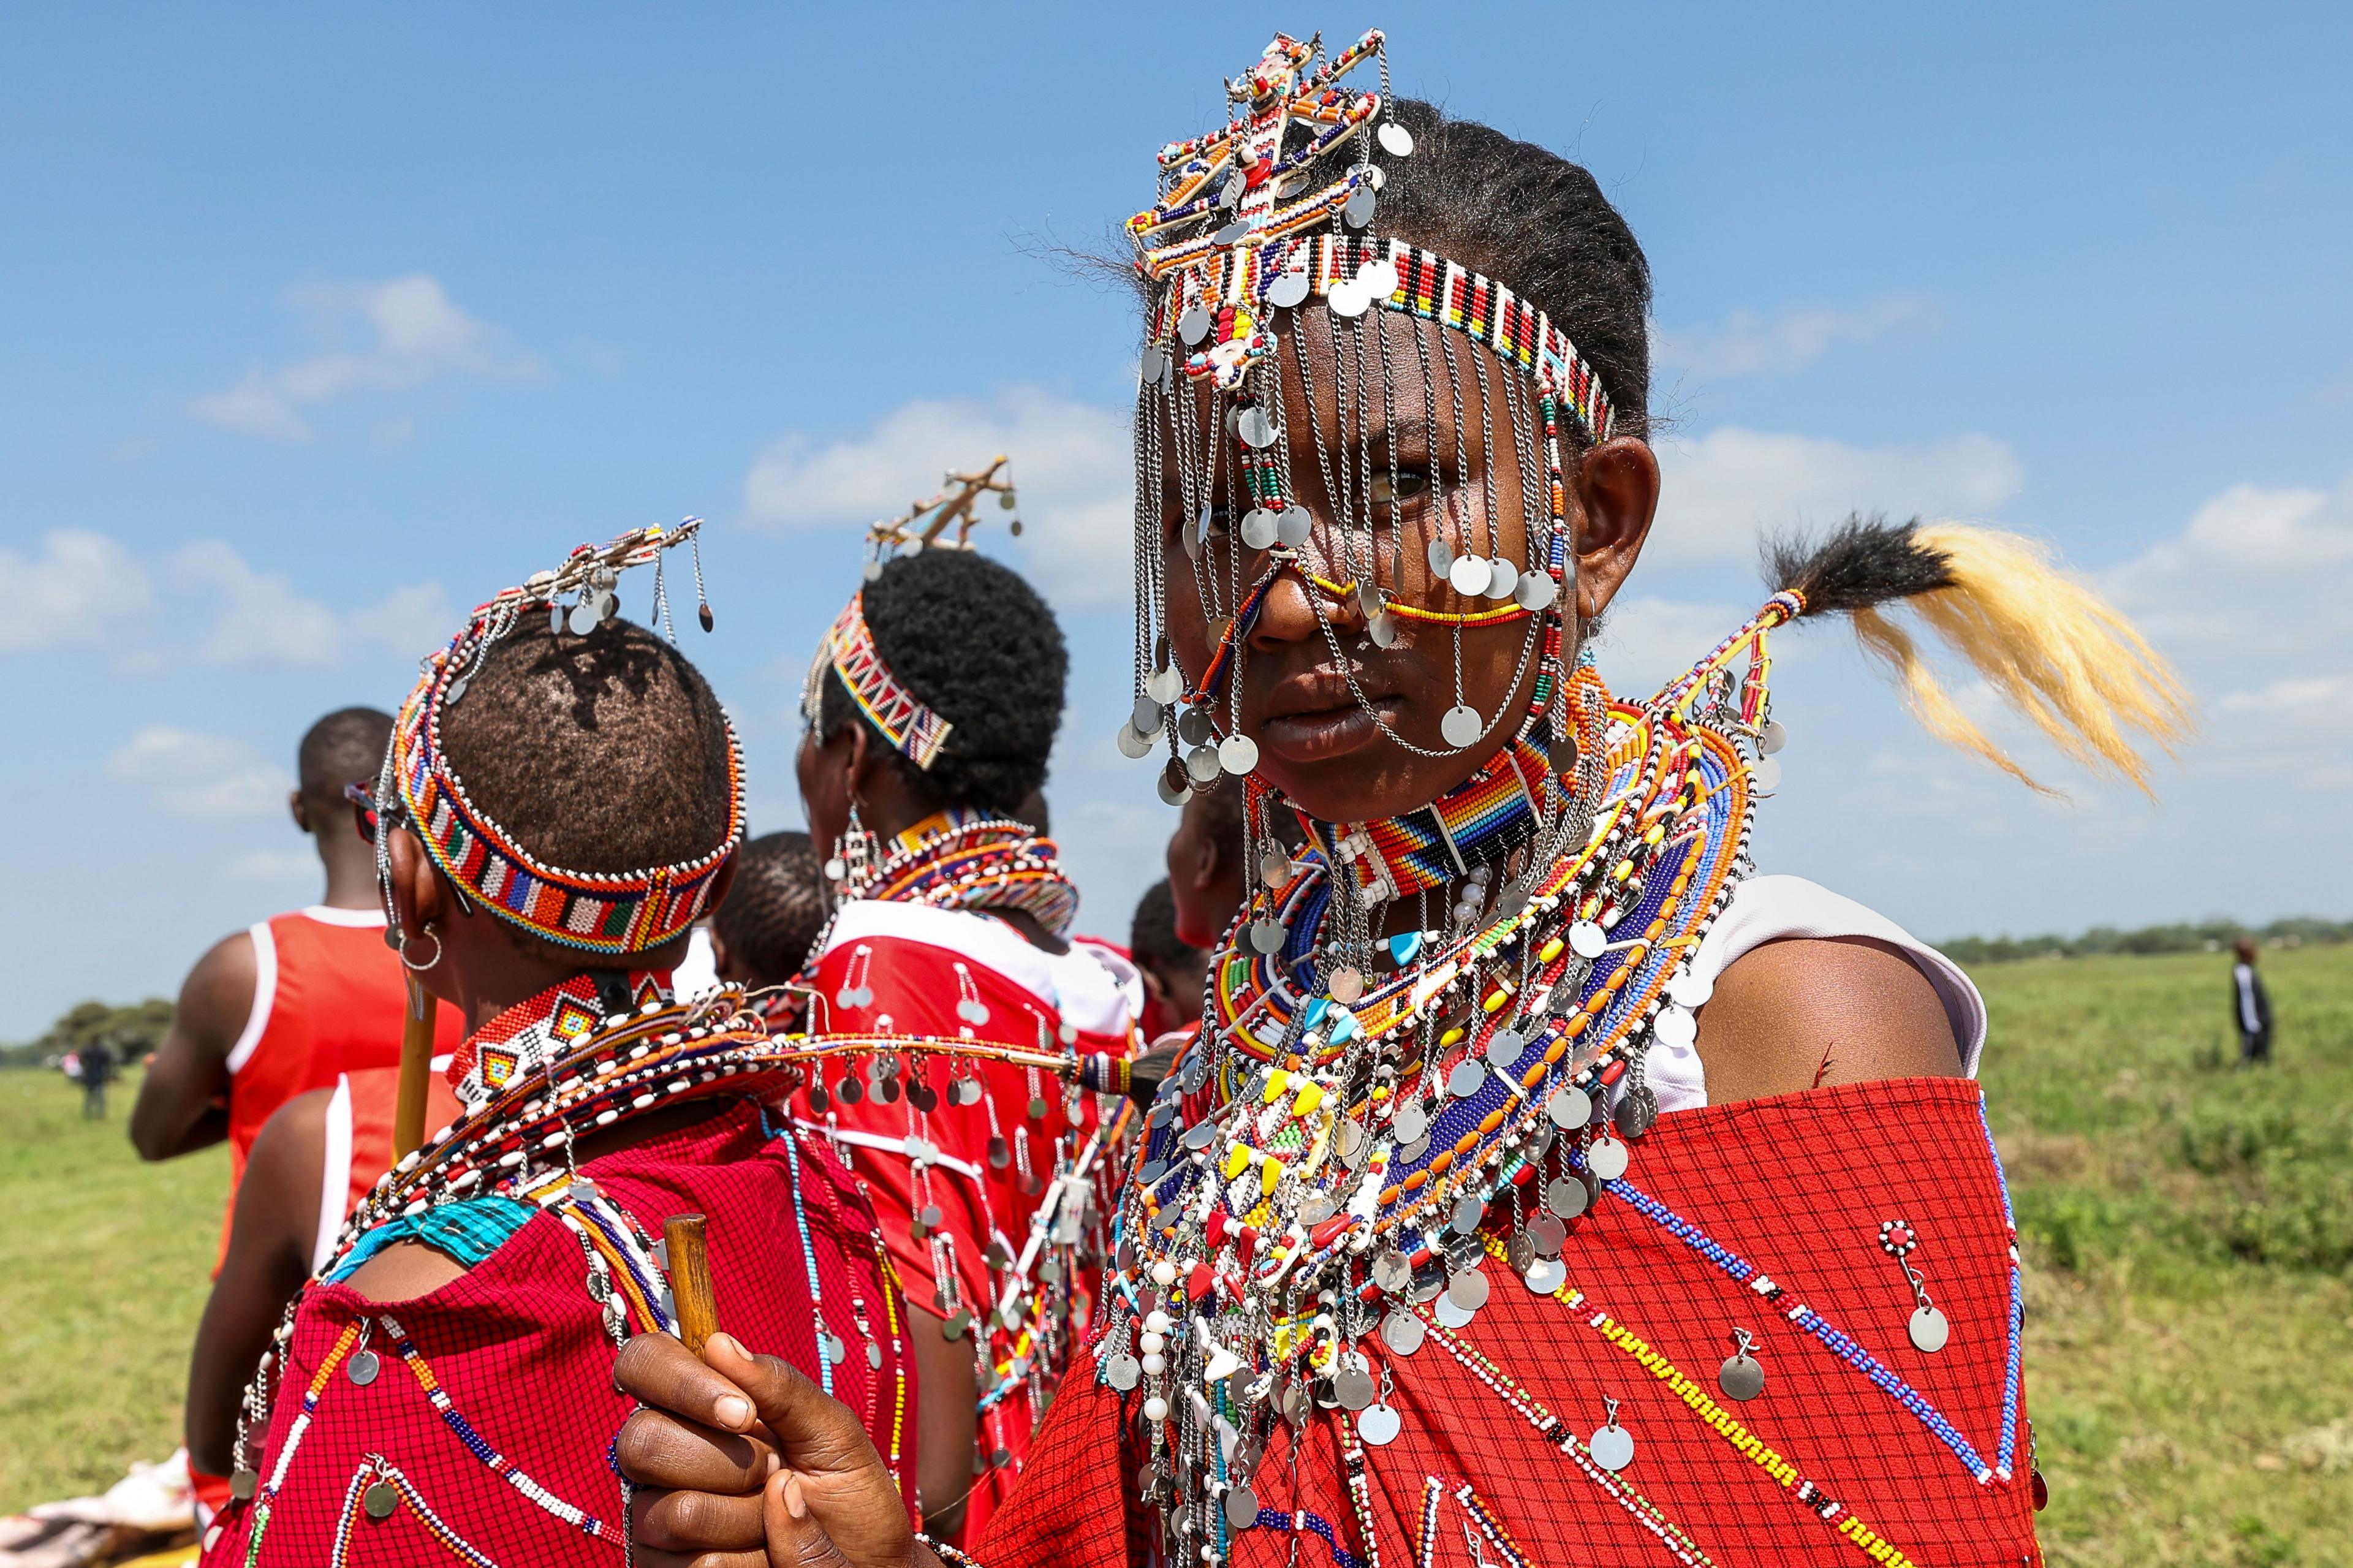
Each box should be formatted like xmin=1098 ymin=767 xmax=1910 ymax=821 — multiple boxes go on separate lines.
xmin=1645 ymin=874 xmax=1987 ymax=1115
xmin=313 ymin=1074 xmax=354 ymax=1274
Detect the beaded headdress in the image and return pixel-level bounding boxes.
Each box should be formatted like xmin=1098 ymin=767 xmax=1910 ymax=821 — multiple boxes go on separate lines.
xmin=800 ymin=456 xmax=1021 ymax=771
xmin=375 ymin=518 xmax=743 ymax=957
xmin=1120 ymin=28 xmax=1618 ymax=928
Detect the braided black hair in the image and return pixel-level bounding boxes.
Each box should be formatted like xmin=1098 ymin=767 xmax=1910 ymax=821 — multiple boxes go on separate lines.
xmin=816 ymin=548 xmax=1067 ymax=814
xmin=713 ymin=830 xmax=827 ymax=986
xmin=440 ymin=617 xmax=735 ymax=876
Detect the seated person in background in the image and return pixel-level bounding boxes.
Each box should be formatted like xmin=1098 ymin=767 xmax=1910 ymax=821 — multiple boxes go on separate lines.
xmin=711 ymin=828 xmax=831 ymax=998
xmin=198 ymin=527 xmax=916 ymax=1566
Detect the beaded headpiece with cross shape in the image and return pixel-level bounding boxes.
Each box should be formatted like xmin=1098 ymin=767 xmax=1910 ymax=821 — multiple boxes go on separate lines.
xmin=1121 ymin=27 xmax=1620 ymax=911
xmin=798 ymin=457 xmax=1021 ymax=771
xmin=374 ymin=518 xmax=744 ymax=957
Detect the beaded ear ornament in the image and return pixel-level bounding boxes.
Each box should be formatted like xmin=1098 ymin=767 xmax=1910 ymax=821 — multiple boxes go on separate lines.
xmin=371 ymin=518 xmax=742 ymax=959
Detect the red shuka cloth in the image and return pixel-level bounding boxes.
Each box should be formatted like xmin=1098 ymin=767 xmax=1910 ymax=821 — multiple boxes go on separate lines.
xmin=202 ymin=1100 xmax=919 ymax=1567
xmin=981 ymin=1077 xmax=2040 ymax=1568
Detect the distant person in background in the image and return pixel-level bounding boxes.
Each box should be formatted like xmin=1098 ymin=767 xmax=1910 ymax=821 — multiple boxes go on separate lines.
xmin=130 ymin=708 xmax=463 ymax=1262
xmin=2232 ymin=936 xmax=2273 ymax=1066
xmin=1128 ymin=878 xmax=1207 ymax=1041
xmin=78 ymin=1042 xmax=116 ymax=1118
xmin=709 ymin=829 xmax=830 ymax=1017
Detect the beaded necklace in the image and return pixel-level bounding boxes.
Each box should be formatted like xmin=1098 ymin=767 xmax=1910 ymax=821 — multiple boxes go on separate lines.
xmin=851 ymin=809 xmax=1081 ymax=941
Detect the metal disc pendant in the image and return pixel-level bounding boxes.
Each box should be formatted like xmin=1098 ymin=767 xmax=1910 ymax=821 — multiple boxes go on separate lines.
xmin=1237 ymin=407 xmax=1278 ymax=449
xmin=549 ymin=600 xmax=567 ymax=637
xmin=957 ymin=998 xmax=990 ymax=1026
xmin=1447 ymin=553 xmax=1491 ymax=595
xmin=1225 ymin=1486 xmax=1260 ymax=1528
xmin=1513 ymin=570 xmax=1558 ymax=611
xmin=1156 ymin=770 xmax=1189 ymax=806
xmin=1440 ymin=705 xmax=1483 ymax=748
xmin=1146 ymin=662 xmax=1184 ymax=703
xmin=1219 ymin=733 xmax=1259 ymax=775
xmin=1586 ymin=1134 xmax=1630 ymax=1181
xmin=1524 ymin=1257 xmax=1565 ymax=1294
xmin=229 ymin=1469 xmax=258 ymax=1502
xmin=1527 ymin=1214 xmax=1567 ymax=1254
xmin=569 ymin=600 xmax=600 ymax=636
xmin=1276 ymin=508 xmax=1313 ymax=547
xmin=1654 ymin=1005 xmax=1697 ymax=1050
xmin=1589 ymin=1423 xmax=1635 ymax=1472
xmin=1358 ymin=580 xmax=1384 ymax=619
xmin=1760 ymin=719 xmax=1788 ymax=755
xmin=1433 ymin=1293 xmax=1474 ymax=1328
xmin=1447 ymin=1267 xmax=1490 ymax=1311
xmin=1484 ymin=558 xmax=1518 ymax=599
xmin=1179 ymin=306 xmax=1213 ymax=346
xmin=1241 ymin=508 xmax=1280 ymax=549
xmin=1719 ymin=1352 xmax=1764 ymax=1401
xmin=1545 ymin=1176 xmax=1588 ymax=1219
xmin=1357 ymin=259 xmax=1400 ymax=301
xmin=1373 ymin=1250 xmax=1413 ymax=1295
xmin=363 ymin=1480 xmax=400 ymax=1520
xmin=1427 ymin=536 xmax=1454 ymax=575
xmin=1328 ymin=966 xmax=1365 ymax=1004
xmin=1547 ymin=1086 xmax=1592 ymax=1128
xmin=1343 ymin=186 xmax=1376 ymax=229
xmin=347 ymin=1349 xmax=381 ymax=1387
xmin=1214 ymin=221 xmax=1249 ymax=246
xmin=1378 ymin=121 xmax=1415 ymax=156
xmin=1104 ymin=1351 xmax=1140 ymax=1391
xmin=1485 ymin=1029 xmax=1525 ymax=1068
xmin=1392 ymin=1101 xmax=1428 ymax=1142
xmin=1332 ymin=1366 xmax=1375 ymax=1411
xmin=1357 ymin=1401 xmax=1403 ymax=1446
xmin=1260 ymin=849 xmax=1294 ymax=888
xmin=1116 ymin=721 xmax=1154 ymax=760
xmin=1569 ymin=921 xmax=1608 ymax=959
xmin=1267 ymin=270 xmax=1311 ymax=309
xmin=1131 ymin=695 xmax=1164 ymax=733
xmin=1186 ymin=744 xmax=1222 ymax=783
xmin=1220 ymin=172 xmax=1246 ymax=209
xmin=1368 ymin=611 xmax=1397 ymax=646
xmin=1450 ymin=1194 xmax=1484 ymax=1234
xmin=1752 ymin=754 xmax=1783 ymax=790
xmin=1177 ymin=705 xmax=1214 ymax=746
xmin=1909 ymin=1305 xmax=1950 ymax=1353
xmin=1447 ymin=1058 xmax=1485 ymax=1098
xmin=1667 ymin=969 xmax=1714 ymax=1009
xmin=1251 ymin=919 xmax=1287 ymax=954
xmin=1139 ymin=346 xmax=1167 ymax=388
xmin=1327 ymin=279 xmax=1368 ymax=317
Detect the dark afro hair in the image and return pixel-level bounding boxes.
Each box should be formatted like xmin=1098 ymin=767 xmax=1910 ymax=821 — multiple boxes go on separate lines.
xmin=713 ymin=830 xmax=827 ymax=986
xmin=1129 ymin=877 xmax=1198 ymax=969
xmin=817 ymin=547 xmax=1067 ymax=814
xmin=298 ymin=706 xmax=393 ymax=812
xmin=439 ymin=616 xmax=735 ymax=876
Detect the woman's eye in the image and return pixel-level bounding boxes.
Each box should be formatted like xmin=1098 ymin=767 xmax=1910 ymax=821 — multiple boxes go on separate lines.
xmin=1370 ymin=469 xmax=1432 ymax=509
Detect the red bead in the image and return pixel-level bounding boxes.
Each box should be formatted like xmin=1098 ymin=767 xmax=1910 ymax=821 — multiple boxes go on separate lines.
xmin=1186 ymin=1263 xmax=1215 ymax=1301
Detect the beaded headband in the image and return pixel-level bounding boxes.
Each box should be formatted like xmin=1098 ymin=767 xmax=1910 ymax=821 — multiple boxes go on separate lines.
xmin=378 ymin=519 xmax=745 ymax=957
xmin=801 ymin=456 xmax=1023 ymax=770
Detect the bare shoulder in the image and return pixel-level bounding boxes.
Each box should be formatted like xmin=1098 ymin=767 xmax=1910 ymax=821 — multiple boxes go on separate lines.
xmin=343 ymin=1240 xmax=469 ymax=1304
xmin=1691 ymin=935 xmax=1963 ymax=1104
xmin=176 ymin=928 xmax=260 ymax=1048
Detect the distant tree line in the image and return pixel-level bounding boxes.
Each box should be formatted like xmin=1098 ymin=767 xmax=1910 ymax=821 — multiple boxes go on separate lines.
xmin=1940 ymin=916 xmax=2351 ymax=966
xmin=0 ymin=998 xmax=175 ymax=1069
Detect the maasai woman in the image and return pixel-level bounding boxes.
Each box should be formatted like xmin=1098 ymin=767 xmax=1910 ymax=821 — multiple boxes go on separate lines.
xmin=610 ymin=31 xmax=2185 ymax=1568
xmin=795 ymin=539 xmax=1143 ymax=1541
xmin=200 ymin=523 xmax=918 ymax=1567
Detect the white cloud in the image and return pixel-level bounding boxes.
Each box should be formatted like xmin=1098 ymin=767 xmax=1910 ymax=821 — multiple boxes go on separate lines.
xmin=188 ymin=274 xmax=542 ymax=440
xmin=107 ymin=727 xmax=294 ymax=820
xmin=223 ymin=847 xmax=319 ymax=882
xmin=1589 ymin=595 xmax=1751 ymax=696
xmin=0 ymin=531 xmax=150 ymax=651
xmin=347 ymin=581 xmax=455 ymax=656
xmin=743 ymin=387 xmax=1134 ymax=607
xmin=1654 ymin=295 xmax=1939 ymax=379
xmin=2100 ymin=472 xmax=2353 ymax=665
xmin=1649 ymin=427 xmax=2023 ymax=566
xmin=177 ymin=541 xmax=344 ymax=665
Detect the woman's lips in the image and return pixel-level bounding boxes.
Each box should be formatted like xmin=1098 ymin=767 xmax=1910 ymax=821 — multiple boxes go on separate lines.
xmin=1257 ymin=694 xmax=1400 ymax=763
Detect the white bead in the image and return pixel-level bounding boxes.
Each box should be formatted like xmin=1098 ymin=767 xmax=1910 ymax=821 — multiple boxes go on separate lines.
xmin=1152 ymin=1260 xmax=1178 ymax=1286
xmin=1144 ymin=1309 xmax=1172 ymax=1333
xmin=1140 ymin=1331 xmax=1165 ymax=1354
xmin=1142 ymin=1352 xmax=1166 ymax=1375
xmin=1144 ymin=1396 xmax=1169 ymax=1420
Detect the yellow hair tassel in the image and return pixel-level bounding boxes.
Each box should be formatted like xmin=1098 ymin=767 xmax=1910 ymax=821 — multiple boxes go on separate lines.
xmin=1848 ymin=523 xmax=2192 ymax=797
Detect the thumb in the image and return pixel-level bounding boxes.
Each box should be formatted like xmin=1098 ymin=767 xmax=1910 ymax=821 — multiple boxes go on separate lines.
xmin=705 ymin=1333 xmax=880 ymax=1480
xmin=764 ymin=1471 xmax=852 ymax=1568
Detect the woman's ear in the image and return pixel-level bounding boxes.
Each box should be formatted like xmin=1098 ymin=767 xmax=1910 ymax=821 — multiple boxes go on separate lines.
xmin=386 ymin=827 xmax=450 ymax=937
xmin=1571 ymin=436 xmax=1661 ymax=621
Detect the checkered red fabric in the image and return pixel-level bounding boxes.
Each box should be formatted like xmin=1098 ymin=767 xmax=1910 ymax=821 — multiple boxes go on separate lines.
xmin=984 ymin=1077 xmax=2041 ymax=1568
xmin=201 ymin=1100 xmax=917 ymax=1567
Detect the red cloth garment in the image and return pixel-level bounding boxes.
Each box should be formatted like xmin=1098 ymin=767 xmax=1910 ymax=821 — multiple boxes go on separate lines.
xmin=797 ymin=898 xmax=1138 ymax=1545
xmin=219 ymin=907 xmax=464 ymax=1265
xmin=324 ymin=1066 xmax=466 ymax=1243
xmin=982 ymin=1078 xmax=2039 ymax=1568
xmin=200 ymin=1100 xmax=918 ymax=1566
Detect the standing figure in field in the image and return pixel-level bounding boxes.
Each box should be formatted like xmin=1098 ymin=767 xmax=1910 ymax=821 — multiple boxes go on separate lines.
xmin=794 ymin=536 xmax=1140 ymax=1543
xmin=198 ymin=522 xmax=917 ymax=1567
xmin=612 ymin=28 xmax=2188 ymax=1568
xmin=2231 ymin=936 xmax=2273 ymax=1066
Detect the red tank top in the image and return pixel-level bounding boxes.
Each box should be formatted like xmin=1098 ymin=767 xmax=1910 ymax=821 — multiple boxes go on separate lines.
xmin=220 ymin=908 xmax=463 ymax=1260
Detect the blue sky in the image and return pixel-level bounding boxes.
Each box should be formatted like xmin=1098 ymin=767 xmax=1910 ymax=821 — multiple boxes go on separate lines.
xmin=4 ymin=2 xmax=2349 ymax=1038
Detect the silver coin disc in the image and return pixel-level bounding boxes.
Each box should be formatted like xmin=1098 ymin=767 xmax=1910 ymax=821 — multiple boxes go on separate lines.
xmin=1433 ymin=1293 xmax=1476 ymax=1328
xmin=1146 ymin=662 xmax=1184 ymax=703
xmin=1485 ymin=558 xmax=1520 ymax=599
xmin=1356 ymin=259 xmax=1400 ymax=300
xmin=1343 ymin=187 xmax=1376 ymax=229
xmin=1368 ymin=611 xmax=1398 ymax=646
xmin=1240 ymin=508 xmax=1280 ymax=549
xmin=1427 ymin=536 xmax=1455 ymax=575
xmin=1569 ymin=920 xmax=1608 ymax=959
xmin=1267 ymin=270 xmax=1311 ymax=309
xmin=1546 ymin=1176 xmax=1588 ymax=1219
xmin=1760 ymin=719 xmax=1788 ymax=755
xmin=1719 ymin=1353 xmax=1764 ymax=1401
xmin=1667 ymin=969 xmax=1714 ymax=1009
xmin=1527 ymin=1214 xmax=1568 ymax=1254
xmin=1485 ymin=1028 xmax=1525 ymax=1068
xmin=1654 ymin=1004 xmax=1698 ymax=1049
xmin=1909 ymin=1305 xmax=1950 ymax=1353
xmin=1378 ymin=121 xmax=1415 ymax=156
xmin=1327 ymin=279 xmax=1369 ymax=317
xmin=1513 ymin=570 xmax=1558 ymax=611
xmin=1586 ymin=1135 xmax=1630 ymax=1181
xmin=1251 ymin=919 xmax=1288 ymax=954
xmin=1225 ymin=1487 xmax=1260 ymax=1528
xmin=1237 ymin=407 xmax=1278 ymax=449
xmin=1276 ymin=507 xmax=1313 ymax=547
xmin=1589 ymin=1424 xmax=1635 ymax=1472
xmin=1440 ymin=704 xmax=1484 ymax=748
xmin=1524 ymin=1257 xmax=1566 ymax=1294
xmin=1116 ymin=721 xmax=1153 ymax=760
xmin=1547 ymin=1086 xmax=1592 ymax=1128
xmin=1356 ymin=1402 xmax=1403 ymax=1446
xmin=1447 ymin=1059 xmax=1486 ymax=1099
xmin=1752 ymin=754 xmax=1784 ymax=791
xmin=1382 ymin=1309 xmax=1425 ymax=1355
xmin=1328 ymin=966 xmax=1365 ymax=1004
xmin=1392 ymin=1102 xmax=1429 ymax=1142
xmin=1448 ymin=553 xmax=1491 ymax=595
xmin=1219 ymin=733 xmax=1260 ymax=775
xmin=347 ymin=1349 xmax=381 ymax=1387
xmin=1186 ymin=744 xmax=1222 ymax=782
xmin=1447 ymin=1267 xmax=1490 ymax=1311
xmin=1179 ymin=306 xmax=1213 ymax=345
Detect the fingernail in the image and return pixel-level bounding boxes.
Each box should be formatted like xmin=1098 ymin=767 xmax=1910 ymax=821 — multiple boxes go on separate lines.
xmin=708 ymin=1331 xmax=744 ymax=1360
xmin=784 ymin=1475 xmax=809 ymax=1520
xmin=716 ymin=1394 xmax=754 ymax=1430
xmin=766 ymin=1452 xmax=781 ymax=1478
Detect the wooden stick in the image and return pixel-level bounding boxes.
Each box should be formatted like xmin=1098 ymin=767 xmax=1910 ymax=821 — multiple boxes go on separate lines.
xmin=393 ymin=972 xmax=438 ymax=1157
xmin=664 ymin=1213 xmax=719 ymax=1355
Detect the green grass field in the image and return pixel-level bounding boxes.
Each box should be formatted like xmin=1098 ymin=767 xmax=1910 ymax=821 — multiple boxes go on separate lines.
xmin=4 ymin=949 xmax=2349 ymax=1561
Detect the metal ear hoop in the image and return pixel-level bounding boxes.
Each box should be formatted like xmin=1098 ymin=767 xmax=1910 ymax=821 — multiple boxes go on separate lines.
xmin=400 ymin=924 xmax=442 ymax=973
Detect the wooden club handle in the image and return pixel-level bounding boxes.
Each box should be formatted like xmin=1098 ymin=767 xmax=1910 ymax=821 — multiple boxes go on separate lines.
xmin=664 ymin=1213 xmax=719 ymax=1355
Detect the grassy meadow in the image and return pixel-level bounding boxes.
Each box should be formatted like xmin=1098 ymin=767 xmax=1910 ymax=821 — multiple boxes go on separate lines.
xmin=3 ymin=949 xmax=2349 ymax=1562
